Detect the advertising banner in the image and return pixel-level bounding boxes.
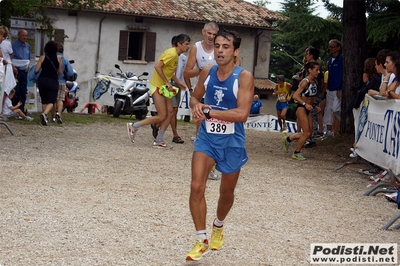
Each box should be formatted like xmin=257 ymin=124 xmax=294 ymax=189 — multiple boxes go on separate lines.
xmin=90 ymin=74 xmax=298 ymax=133
xmin=353 ymin=95 xmax=400 ymax=175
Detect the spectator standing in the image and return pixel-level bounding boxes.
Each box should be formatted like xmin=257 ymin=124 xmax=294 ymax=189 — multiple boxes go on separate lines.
xmin=0 ymin=26 xmax=8 ymax=113
xmin=317 ymin=69 xmax=328 ymax=137
xmin=35 ymin=41 xmax=62 ymax=126
xmin=0 ymin=26 xmax=16 ymax=110
xmin=323 ymin=39 xmax=343 ymax=138
xmin=186 ymin=29 xmax=254 ymax=261
xmin=249 ymin=94 xmax=263 ymax=116
xmin=272 ymin=75 xmax=291 ymax=131
xmin=50 ymin=42 xmax=74 ymax=124
xmin=126 ymin=34 xmax=191 ymax=148
xmin=12 ymin=29 xmax=30 ymax=113
xmin=352 ymin=58 xmax=381 ymax=109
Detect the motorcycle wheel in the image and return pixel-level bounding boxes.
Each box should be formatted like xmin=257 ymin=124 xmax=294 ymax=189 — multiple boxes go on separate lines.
xmin=113 ymin=101 xmax=123 ymax=118
xmin=67 ymin=108 xmax=74 ymax=113
xmin=135 ymin=109 xmax=148 ymax=120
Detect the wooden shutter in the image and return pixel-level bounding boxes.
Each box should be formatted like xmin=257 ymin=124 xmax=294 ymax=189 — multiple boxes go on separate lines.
xmin=119 ymin=30 xmax=129 ymax=61
xmin=54 ymin=29 xmax=65 ymax=44
xmin=145 ymin=32 xmax=156 ymax=62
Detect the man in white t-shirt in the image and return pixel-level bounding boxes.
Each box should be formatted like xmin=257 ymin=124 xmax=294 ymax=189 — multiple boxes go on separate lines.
xmin=183 ymin=22 xmax=220 ymax=179
xmin=184 ymin=22 xmax=219 ymax=93
xmin=184 ymin=22 xmax=219 ymax=140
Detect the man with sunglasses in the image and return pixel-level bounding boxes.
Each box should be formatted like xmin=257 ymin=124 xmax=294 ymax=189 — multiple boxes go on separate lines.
xmin=323 ymin=39 xmax=343 ymax=139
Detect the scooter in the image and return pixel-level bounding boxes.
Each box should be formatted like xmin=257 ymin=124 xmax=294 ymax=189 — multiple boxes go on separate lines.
xmin=112 ymin=64 xmax=149 ymax=119
xmin=63 ymin=80 xmax=79 ymax=113
xmin=63 ymin=60 xmax=79 ymax=113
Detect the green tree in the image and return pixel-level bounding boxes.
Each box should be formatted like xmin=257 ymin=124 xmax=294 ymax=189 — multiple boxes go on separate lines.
xmin=269 ymin=0 xmax=342 ymax=81
xmin=324 ymin=0 xmax=400 ymax=133
xmin=0 ymin=0 xmax=110 ymax=37
xmin=253 ymin=0 xmax=270 ymax=7
xmin=366 ymin=0 xmax=400 ymax=50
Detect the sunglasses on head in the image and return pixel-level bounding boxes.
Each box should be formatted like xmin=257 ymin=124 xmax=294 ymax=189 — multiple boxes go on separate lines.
xmin=329 ymin=45 xmax=337 ymax=49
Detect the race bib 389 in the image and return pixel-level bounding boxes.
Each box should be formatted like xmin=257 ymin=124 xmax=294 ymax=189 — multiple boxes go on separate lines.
xmin=205 ymin=118 xmax=235 ymax=134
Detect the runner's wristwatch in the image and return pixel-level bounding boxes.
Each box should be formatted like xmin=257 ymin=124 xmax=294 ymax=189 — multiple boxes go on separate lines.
xmin=203 ymin=108 xmax=211 ymax=119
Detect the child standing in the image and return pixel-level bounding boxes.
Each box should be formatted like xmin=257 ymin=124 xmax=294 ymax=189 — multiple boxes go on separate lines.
xmin=2 ymin=89 xmax=34 ymax=121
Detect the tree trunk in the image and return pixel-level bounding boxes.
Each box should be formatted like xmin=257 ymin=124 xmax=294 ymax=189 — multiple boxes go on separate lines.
xmin=341 ymin=0 xmax=367 ymax=134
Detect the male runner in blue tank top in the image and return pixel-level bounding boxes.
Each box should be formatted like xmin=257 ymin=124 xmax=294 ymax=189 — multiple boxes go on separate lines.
xmin=185 ymin=29 xmax=254 ymax=261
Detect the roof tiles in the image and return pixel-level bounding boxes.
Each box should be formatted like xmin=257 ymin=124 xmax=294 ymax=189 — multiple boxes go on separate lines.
xmin=58 ymin=0 xmax=283 ymax=29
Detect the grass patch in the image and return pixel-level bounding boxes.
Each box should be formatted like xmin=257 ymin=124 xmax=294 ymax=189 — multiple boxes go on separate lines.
xmin=4 ymin=112 xmax=194 ymax=126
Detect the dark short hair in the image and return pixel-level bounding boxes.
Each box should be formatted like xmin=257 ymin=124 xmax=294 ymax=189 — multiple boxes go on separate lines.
xmin=215 ymin=29 xmax=241 ymax=50
xmin=171 ymin=35 xmax=178 ymax=47
xmin=44 ymin=40 xmax=58 ymax=55
xmin=175 ymin=34 xmax=190 ymax=45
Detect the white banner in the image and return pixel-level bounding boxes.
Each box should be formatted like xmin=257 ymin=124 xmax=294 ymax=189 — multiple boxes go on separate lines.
xmin=89 ymin=75 xmax=298 ymax=133
xmin=353 ymin=95 xmax=400 ymax=175
xmin=245 ymin=115 xmax=298 ymax=133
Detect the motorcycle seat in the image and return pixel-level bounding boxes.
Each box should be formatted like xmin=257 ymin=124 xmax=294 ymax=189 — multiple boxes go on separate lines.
xmin=66 ymin=81 xmax=78 ymax=92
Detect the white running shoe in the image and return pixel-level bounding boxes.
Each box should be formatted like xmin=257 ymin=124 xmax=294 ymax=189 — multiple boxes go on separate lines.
xmin=153 ymin=141 xmax=173 ymax=149
xmin=126 ymin=123 xmax=138 ymax=143
xmin=208 ymin=165 xmax=220 ymax=180
xmin=349 ymin=147 xmax=358 ymax=158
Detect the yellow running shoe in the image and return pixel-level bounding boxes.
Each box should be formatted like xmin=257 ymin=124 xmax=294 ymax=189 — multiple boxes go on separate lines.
xmin=282 ymin=136 xmax=289 ymax=153
xmin=292 ymin=152 xmax=306 ymax=160
xmin=210 ymin=225 xmax=224 ymax=250
xmin=186 ymin=238 xmax=210 ymax=261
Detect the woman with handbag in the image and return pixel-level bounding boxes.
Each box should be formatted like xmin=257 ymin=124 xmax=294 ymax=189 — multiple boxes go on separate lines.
xmin=35 ymin=41 xmax=62 ymax=126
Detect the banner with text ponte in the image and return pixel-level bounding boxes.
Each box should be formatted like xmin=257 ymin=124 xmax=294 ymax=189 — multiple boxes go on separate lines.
xmin=353 ymin=95 xmax=400 ymax=175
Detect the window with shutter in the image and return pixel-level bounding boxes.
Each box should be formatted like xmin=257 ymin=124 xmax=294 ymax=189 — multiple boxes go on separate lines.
xmin=34 ymin=29 xmax=64 ymax=56
xmin=145 ymin=32 xmax=156 ymax=62
xmin=118 ymin=30 xmax=156 ymax=63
